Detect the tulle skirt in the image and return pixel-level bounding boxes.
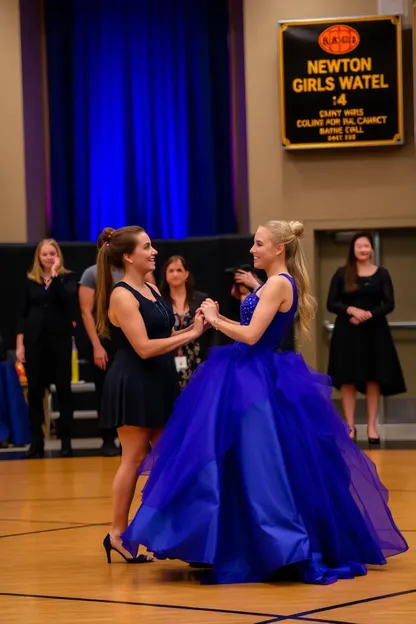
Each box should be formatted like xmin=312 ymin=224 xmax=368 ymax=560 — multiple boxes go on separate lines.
xmin=122 ymin=345 xmax=408 ymax=584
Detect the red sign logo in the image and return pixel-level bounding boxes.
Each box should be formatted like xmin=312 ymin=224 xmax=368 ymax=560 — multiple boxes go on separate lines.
xmin=318 ymin=25 xmax=360 ymax=55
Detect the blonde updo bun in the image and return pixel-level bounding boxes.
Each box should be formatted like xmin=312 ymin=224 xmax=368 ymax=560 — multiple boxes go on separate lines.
xmin=288 ymin=221 xmax=304 ymax=238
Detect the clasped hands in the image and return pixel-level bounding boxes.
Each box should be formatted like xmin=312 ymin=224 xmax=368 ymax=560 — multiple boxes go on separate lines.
xmin=347 ymin=306 xmax=372 ymax=326
xmin=193 ymin=299 xmax=220 ymax=336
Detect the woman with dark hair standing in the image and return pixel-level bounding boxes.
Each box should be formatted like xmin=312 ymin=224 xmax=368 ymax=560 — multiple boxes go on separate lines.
xmin=95 ymin=226 xmax=204 ymax=563
xmin=327 ymin=231 xmax=406 ymax=444
xmin=159 ymin=256 xmax=210 ymax=389
xmin=16 ymin=239 xmax=77 ymax=458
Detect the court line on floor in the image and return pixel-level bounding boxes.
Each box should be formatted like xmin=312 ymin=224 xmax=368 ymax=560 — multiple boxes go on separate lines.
xmin=0 ymin=521 xmax=110 ymax=539
xmin=0 ymin=454 xmax=120 ymax=462
xmin=0 ymin=592 xmax=280 ymax=619
xmin=254 ymin=618 xmax=354 ymax=624
xmin=254 ymin=588 xmax=416 ymax=623
xmin=283 ymin=618 xmax=356 ymax=624
xmin=0 ymin=517 xmax=86 ymax=525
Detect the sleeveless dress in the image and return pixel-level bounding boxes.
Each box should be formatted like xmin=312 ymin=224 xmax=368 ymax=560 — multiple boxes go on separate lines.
xmin=100 ymin=282 xmax=179 ymax=430
xmin=122 ymin=274 xmax=408 ymax=584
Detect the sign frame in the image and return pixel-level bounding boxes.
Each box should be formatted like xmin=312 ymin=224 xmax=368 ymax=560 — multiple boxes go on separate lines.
xmin=278 ymin=15 xmax=404 ymax=150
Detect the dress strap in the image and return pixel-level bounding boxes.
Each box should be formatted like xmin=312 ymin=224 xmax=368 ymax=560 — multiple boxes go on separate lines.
xmin=113 ymin=281 xmax=145 ymax=302
xmin=278 ymin=273 xmax=298 ymax=308
xmin=113 ymin=280 xmax=160 ymax=303
xmin=114 ymin=281 xmax=136 ymax=295
xmin=144 ymin=283 xmax=160 ymax=300
xmin=277 ymin=272 xmax=292 ymax=282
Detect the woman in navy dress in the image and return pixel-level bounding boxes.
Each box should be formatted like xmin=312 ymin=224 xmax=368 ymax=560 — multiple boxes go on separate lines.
xmin=95 ymin=226 xmax=204 ymax=563
xmin=121 ymin=220 xmax=407 ymax=584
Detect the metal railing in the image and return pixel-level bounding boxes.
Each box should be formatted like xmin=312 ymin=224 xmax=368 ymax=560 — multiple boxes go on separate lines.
xmin=324 ymin=320 xmax=416 ymax=333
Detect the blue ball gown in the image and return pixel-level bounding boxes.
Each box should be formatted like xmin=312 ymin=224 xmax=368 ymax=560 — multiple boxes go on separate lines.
xmin=122 ymin=273 xmax=408 ymax=585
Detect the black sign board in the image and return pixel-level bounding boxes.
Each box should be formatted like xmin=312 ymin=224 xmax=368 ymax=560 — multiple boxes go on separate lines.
xmin=278 ymin=16 xmax=403 ymax=149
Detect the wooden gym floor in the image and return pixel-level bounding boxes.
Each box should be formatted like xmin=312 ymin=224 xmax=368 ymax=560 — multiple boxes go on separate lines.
xmin=0 ymin=451 xmax=415 ymax=624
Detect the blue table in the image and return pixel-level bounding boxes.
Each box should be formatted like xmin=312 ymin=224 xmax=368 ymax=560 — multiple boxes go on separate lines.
xmin=0 ymin=361 xmax=30 ymax=446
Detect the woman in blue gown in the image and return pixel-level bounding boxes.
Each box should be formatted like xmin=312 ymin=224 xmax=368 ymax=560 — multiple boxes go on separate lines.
xmin=122 ymin=220 xmax=408 ymax=585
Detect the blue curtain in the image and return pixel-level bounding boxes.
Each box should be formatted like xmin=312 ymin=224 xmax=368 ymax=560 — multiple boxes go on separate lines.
xmin=45 ymin=0 xmax=235 ymax=241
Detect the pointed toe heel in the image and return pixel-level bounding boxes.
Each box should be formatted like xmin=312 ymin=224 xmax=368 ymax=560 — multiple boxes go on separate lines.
xmin=103 ymin=533 xmax=153 ymax=564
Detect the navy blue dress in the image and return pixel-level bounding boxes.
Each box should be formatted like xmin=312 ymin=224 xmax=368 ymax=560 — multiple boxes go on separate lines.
xmin=122 ymin=274 xmax=407 ymax=584
xmin=100 ymin=282 xmax=179 ymax=430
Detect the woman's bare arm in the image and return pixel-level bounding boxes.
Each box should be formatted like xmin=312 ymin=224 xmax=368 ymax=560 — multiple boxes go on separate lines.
xmin=110 ymin=289 xmax=202 ymax=359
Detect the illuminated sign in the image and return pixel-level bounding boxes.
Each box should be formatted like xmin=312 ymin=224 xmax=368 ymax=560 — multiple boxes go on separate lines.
xmin=278 ymin=16 xmax=403 ymax=149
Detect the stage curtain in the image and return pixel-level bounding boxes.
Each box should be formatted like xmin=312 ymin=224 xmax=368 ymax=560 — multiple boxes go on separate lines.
xmin=45 ymin=0 xmax=235 ymax=240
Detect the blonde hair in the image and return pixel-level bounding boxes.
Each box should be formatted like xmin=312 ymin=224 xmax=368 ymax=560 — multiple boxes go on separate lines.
xmin=96 ymin=225 xmax=144 ymax=338
xmin=28 ymin=239 xmax=70 ymax=284
xmin=264 ymin=220 xmax=317 ymax=338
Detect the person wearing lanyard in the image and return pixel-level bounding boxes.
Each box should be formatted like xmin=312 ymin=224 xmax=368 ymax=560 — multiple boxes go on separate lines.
xmin=159 ymin=255 xmax=210 ymax=389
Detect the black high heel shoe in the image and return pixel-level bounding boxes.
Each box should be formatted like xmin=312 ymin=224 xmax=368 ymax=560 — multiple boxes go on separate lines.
xmin=368 ymin=436 xmax=381 ymax=446
xmin=60 ymin=439 xmax=73 ymax=458
xmin=25 ymin=442 xmax=45 ymax=459
xmin=103 ymin=534 xmax=153 ymax=564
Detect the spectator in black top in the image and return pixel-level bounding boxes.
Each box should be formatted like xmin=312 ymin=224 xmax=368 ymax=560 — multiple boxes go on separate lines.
xmin=16 ymin=239 xmax=77 ymax=458
xmin=327 ymin=231 xmax=406 ymax=445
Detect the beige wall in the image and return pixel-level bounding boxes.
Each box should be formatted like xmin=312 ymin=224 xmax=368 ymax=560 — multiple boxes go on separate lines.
xmin=243 ymin=0 xmax=416 ymax=364
xmin=0 ymin=0 xmax=27 ymax=242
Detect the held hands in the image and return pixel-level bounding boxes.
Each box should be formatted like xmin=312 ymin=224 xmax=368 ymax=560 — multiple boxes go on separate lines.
xmin=350 ymin=315 xmax=373 ymax=325
xmin=200 ymin=299 xmax=219 ymax=326
xmin=347 ymin=307 xmax=372 ymax=325
xmin=193 ymin=310 xmax=206 ymax=338
xmin=195 ymin=299 xmax=220 ymax=328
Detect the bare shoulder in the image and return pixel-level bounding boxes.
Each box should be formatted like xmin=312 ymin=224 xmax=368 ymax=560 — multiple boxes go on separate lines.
xmin=270 ymin=274 xmax=292 ymax=287
xmin=261 ymin=274 xmax=291 ymax=295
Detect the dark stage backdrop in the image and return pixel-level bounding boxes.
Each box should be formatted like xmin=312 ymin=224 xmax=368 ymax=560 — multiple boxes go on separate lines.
xmin=1 ymin=237 xmax=294 ymax=356
xmin=44 ymin=0 xmax=235 ymax=241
